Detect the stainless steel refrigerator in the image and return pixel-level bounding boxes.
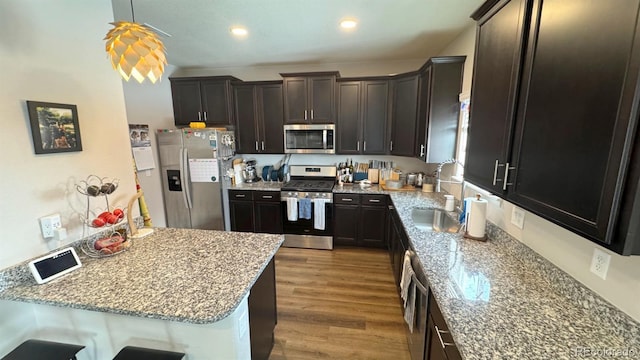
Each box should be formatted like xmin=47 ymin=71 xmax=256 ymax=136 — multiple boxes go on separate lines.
xmin=157 ymin=128 xmax=235 ymax=230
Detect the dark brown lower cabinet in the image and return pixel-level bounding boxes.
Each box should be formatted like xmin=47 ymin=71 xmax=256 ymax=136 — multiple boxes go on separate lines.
xmin=333 ymin=194 xmax=387 ymax=248
xmin=254 ymin=191 xmax=283 ymax=234
xmin=229 ymin=190 xmax=282 ymax=233
xmin=387 ymin=205 xmax=462 ymax=360
xmin=229 ymin=190 xmax=255 ymax=232
xmin=248 ymin=257 xmax=277 ymax=360
xmin=425 ymin=292 xmax=462 ymax=360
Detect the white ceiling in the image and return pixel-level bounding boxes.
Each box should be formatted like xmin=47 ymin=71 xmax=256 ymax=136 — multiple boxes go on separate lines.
xmin=111 ymin=0 xmax=483 ymax=70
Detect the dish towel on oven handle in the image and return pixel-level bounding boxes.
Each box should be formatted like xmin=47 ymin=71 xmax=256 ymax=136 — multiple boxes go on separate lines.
xmin=298 ymin=198 xmax=312 ymax=220
xmin=400 ymin=250 xmax=416 ymax=332
xmin=286 ymin=197 xmax=298 ymax=221
xmin=312 ymin=198 xmax=331 ymax=230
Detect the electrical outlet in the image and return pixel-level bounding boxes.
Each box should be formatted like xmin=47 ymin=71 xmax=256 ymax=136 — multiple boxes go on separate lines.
xmin=511 ymin=206 xmax=525 ymax=229
xmin=590 ymin=248 xmax=611 ymax=280
xmin=39 ymin=214 xmax=62 ymax=238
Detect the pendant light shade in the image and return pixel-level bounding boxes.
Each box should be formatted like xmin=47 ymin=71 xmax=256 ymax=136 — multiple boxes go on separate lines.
xmin=104 ymin=21 xmax=167 ymax=84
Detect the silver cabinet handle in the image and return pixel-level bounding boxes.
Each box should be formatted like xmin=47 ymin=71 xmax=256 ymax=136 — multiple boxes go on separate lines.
xmin=420 ymin=144 xmax=425 ymax=157
xmin=364 ymin=141 xmax=367 ymax=152
xmin=368 ymin=199 xmax=380 ymax=203
xmin=311 ymin=109 xmax=314 ymax=119
xmin=390 ymin=141 xmax=394 ymax=152
xmin=341 ymin=198 xmax=353 ymax=202
xmin=492 ymin=160 xmax=500 ymax=185
xmin=261 ymin=141 xmax=265 ymax=151
xmin=262 ymin=195 xmax=273 ymax=199
xmin=357 ymin=141 xmax=360 ymax=151
xmin=255 ymin=141 xmax=259 ymax=151
xmin=435 ymin=325 xmax=455 ymax=348
xmin=304 ymin=110 xmax=308 ymax=120
xmin=235 ymin=194 xmax=246 ymax=198
xmin=503 ymin=162 xmax=516 ymax=190
xmin=203 ymin=111 xmax=207 ymax=121
xmin=197 ymin=112 xmax=202 ymax=121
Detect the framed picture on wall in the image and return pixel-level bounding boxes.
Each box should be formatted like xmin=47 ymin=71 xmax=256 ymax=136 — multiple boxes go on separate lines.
xmin=27 ymin=101 xmax=83 ymax=154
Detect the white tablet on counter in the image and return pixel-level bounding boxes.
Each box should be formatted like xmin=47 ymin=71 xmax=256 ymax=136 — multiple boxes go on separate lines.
xmin=28 ymin=247 xmax=82 ymax=284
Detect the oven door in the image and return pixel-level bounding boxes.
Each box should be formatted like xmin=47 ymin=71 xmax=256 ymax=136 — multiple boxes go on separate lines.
xmin=281 ymin=197 xmax=333 ymax=249
xmin=283 ymin=124 xmax=335 ymax=154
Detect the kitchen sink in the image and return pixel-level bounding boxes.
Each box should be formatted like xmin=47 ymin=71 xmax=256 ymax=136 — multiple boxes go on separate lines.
xmin=411 ymin=207 xmax=461 ymax=233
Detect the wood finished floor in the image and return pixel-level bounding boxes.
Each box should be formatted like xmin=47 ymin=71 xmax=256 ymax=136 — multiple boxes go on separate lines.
xmin=269 ymin=247 xmax=411 ymax=360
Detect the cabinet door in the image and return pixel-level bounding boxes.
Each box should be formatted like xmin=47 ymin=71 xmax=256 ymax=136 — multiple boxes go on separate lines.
xmin=333 ymin=205 xmax=359 ymax=246
xmin=234 ymin=85 xmax=259 ymax=154
xmin=390 ymin=75 xmax=419 ymax=156
xmin=229 ymin=200 xmax=255 ymax=232
xmin=425 ymin=315 xmax=448 ymax=360
xmin=283 ymin=78 xmax=307 ymax=123
xmin=507 ymin=0 xmax=640 ymax=244
xmin=416 ymin=68 xmax=432 ymax=161
xmin=360 ymin=205 xmax=387 ymax=248
xmin=254 ymin=192 xmax=283 ymax=234
xmin=248 ymin=257 xmax=277 ymax=360
xmin=362 ymin=80 xmax=389 ymax=155
xmin=465 ymin=0 xmax=529 ymax=193
xmin=170 ymin=80 xmax=202 ymax=126
xmin=258 ymin=83 xmax=284 ymax=153
xmin=309 ymin=76 xmax=335 ymax=123
xmin=201 ymin=79 xmax=232 ymax=125
xmin=337 ymin=81 xmax=362 ymax=154
xmin=426 ymin=61 xmax=464 ymax=163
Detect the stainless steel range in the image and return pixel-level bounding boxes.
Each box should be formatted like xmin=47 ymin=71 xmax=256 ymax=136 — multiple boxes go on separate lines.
xmin=281 ymin=165 xmax=336 ymax=250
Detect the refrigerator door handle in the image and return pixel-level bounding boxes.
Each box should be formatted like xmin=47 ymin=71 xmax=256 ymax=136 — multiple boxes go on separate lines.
xmin=183 ymin=148 xmax=194 ymax=209
xmin=179 ymin=147 xmax=193 ymax=209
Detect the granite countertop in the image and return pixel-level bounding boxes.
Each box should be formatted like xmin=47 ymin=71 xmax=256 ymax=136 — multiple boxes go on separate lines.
xmin=0 ymin=228 xmax=284 ymax=324
xmin=229 ymin=181 xmax=283 ymax=191
xmin=388 ymin=191 xmax=640 ymax=359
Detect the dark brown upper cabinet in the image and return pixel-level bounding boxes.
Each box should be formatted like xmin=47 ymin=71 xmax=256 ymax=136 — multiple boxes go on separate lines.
xmin=465 ymin=0 xmax=529 ymax=194
xmin=170 ymin=76 xmax=238 ymax=127
xmin=467 ymin=0 xmax=640 ymax=255
xmin=233 ymin=81 xmax=284 ymax=154
xmin=414 ymin=57 xmax=465 ymax=163
xmin=336 ymin=78 xmax=390 ymax=155
xmin=389 ymin=73 xmax=420 ymax=156
xmin=281 ymin=72 xmax=338 ymax=124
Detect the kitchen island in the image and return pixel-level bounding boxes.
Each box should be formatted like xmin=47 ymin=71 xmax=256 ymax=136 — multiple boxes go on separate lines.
xmin=0 ymin=228 xmax=284 ymax=359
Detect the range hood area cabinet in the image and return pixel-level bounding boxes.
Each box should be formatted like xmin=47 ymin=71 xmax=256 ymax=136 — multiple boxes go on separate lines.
xmin=281 ymin=72 xmax=338 ymax=124
xmin=414 ymin=57 xmax=465 ymax=163
xmin=466 ymin=0 xmax=640 ymax=255
xmin=336 ymin=78 xmax=390 ymax=155
xmin=169 ymin=76 xmax=238 ymax=127
xmin=233 ymin=81 xmax=284 ymax=154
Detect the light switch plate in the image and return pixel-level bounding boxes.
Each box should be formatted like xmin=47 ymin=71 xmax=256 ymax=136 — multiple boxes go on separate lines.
xmin=511 ymin=206 xmax=525 ymax=229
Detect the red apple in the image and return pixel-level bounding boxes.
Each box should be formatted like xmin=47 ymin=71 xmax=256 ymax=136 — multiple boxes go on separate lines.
xmin=92 ymin=218 xmax=105 ymax=227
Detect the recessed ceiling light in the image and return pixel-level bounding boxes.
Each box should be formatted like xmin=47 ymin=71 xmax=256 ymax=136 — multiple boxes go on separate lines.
xmin=230 ymin=26 xmax=248 ymax=36
xmin=340 ymin=19 xmax=358 ymax=30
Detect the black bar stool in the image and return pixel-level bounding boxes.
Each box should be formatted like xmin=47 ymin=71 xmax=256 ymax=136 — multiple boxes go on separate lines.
xmin=112 ymin=346 xmax=185 ymax=360
xmin=1 ymin=339 xmax=85 ymax=360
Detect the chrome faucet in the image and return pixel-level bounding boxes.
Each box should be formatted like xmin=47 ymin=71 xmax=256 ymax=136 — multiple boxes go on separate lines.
xmin=435 ymin=159 xmax=465 ymax=205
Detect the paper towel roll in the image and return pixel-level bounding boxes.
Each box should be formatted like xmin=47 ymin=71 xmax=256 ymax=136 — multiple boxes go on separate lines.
xmin=467 ymin=197 xmax=488 ymax=239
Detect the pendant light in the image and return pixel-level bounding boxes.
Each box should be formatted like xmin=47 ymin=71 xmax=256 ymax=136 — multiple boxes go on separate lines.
xmin=104 ymin=0 xmax=167 ymax=84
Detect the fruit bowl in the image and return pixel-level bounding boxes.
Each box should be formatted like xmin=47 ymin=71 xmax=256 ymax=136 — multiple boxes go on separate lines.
xmin=76 ymin=175 xmax=119 ymax=197
xmin=82 ymin=207 xmax=126 ymax=228
xmin=80 ymin=230 xmax=132 ymax=258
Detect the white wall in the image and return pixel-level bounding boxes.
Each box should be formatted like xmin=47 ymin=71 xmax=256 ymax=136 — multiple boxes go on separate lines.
xmin=438 ymin=25 xmax=640 ymax=322
xmin=0 ymin=0 xmax=137 ymax=268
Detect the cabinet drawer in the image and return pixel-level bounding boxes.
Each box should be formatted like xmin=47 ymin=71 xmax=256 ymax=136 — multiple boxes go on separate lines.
xmin=361 ymin=194 xmax=387 ymax=206
xmin=229 ymin=190 xmax=253 ymax=201
xmin=255 ymin=191 xmax=280 ymax=202
xmin=333 ymin=193 xmax=361 ymax=204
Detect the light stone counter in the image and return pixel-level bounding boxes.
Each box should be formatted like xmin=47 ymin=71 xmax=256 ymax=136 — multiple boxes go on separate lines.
xmin=0 ymin=228 xmax=284 ymax=324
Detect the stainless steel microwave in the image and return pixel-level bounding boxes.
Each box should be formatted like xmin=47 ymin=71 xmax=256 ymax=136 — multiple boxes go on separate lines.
xmin=284 ymin=124 xmax=335 ymax=154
